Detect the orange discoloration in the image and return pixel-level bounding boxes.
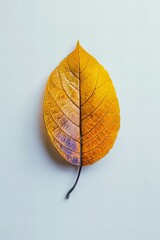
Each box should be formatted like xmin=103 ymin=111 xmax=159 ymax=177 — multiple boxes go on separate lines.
xmin=43 ymin=42 xmax=120 ymax=166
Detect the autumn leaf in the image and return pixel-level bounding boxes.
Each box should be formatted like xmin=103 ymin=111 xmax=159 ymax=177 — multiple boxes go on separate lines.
xmin=43 ymin=41 xmax=120 ymax=198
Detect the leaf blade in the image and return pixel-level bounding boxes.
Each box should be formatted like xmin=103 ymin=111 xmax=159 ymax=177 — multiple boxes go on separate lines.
xmin=43 ymin=42 xmax=120 ymax=166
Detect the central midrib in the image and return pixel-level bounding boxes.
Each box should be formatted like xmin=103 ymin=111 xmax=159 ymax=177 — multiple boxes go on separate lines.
xmin=78 ymin=41 xmax=83 ymax=168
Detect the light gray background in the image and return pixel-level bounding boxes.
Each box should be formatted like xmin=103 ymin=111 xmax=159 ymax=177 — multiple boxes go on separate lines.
xmin=0 ymin=0 xmax=160 ymax=239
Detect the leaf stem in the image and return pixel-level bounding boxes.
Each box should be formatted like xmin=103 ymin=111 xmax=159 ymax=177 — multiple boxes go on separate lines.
xmin=66 ymin=164 xmax=82 ymax=199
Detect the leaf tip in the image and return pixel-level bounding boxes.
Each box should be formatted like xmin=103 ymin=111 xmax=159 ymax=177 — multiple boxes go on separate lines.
xmin=77 ymin=40 xmax=80 ymax=46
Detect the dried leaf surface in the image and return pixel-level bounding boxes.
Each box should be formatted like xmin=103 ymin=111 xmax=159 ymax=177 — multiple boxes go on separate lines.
xmin=43 ymin=42 xmax=120 ymax=166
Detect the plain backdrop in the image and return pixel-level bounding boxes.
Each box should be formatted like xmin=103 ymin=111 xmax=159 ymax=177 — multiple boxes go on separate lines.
xmin=0 ymin=0 xmax=160 ymax=239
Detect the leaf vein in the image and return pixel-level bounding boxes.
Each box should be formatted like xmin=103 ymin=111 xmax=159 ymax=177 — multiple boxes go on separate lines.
xmin=58 ymin=68 xmax=79 ymax=108
xmin=81 ymin=65 xmax=101 ymax=107
xmin=82 ymin=97 xmax=116 ymax=137
xmin=45 ymin=112 xmax=80 ymax=143
xmin=82 ymin=127 xmax=118 ymax=153
xmin=47 ymin=89 xmax=79 ymax=128
xmin=82 ymin=81 xmax=111 ymax=120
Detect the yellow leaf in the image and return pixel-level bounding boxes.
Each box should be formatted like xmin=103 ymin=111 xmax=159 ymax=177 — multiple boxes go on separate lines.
xmin=43 ymin=41 xmax=120 ymax=198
